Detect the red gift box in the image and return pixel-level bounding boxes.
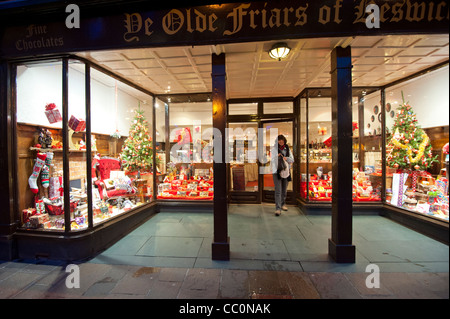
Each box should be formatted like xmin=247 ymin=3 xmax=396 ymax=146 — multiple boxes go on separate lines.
xmin=68 ymin=115 xmax=86 ymax=132
xmin=22 ymin=208 xmax=36 ymax=223
xmin=45 ymin=103 xmax=62 ymax=124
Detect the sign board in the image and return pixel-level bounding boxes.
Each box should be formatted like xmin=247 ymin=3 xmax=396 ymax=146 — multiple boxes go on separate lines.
xmin=1 ymin=0 xmax=449 ymax=58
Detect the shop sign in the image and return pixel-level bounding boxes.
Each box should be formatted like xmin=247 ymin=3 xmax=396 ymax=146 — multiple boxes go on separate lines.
xmin=1 ymin=0 xmax=448 ymax=58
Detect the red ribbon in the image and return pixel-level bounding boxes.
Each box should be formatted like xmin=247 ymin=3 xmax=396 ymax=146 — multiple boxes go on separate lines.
xmin=45 ymin=103 xmax=56 ymax=111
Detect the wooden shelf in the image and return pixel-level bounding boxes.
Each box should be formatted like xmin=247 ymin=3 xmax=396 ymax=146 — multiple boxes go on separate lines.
xmin=29 ymin=147 xmax=86 ymax=152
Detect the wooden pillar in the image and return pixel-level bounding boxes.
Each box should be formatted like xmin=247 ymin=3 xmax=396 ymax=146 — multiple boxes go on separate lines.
xmin=328 ymin=46 xmax=356 ymax=263
xmin=211 ymin=53 xmax=230 ymax=260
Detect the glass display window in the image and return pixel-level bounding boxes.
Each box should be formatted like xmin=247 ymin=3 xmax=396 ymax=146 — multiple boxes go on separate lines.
xmin=91 ymin=67 xmax=154 ymax=225
xmin=15 ymin=58 xmax=157 ymax=232
xmin=159 ymin=100 xmax=214 ymax=201
xmin=16 ymin=60 xmax=66 ymax=231
xmin=155 ymin=98 xmax=167 ymax=194
xmin=299 ymin=88 xmax=383 ymax=203
xmin=299 ymin=96 xmax=307 ymax=199
xmin=353 ymin=90 xmax=383 ymax=203
xmin=305 ymin=96 xmax=332 ymax=201
xmin=67 ymin=59 xmax=88 ymax=231
xmin=384 ymin=66 xmax=449 ymax=221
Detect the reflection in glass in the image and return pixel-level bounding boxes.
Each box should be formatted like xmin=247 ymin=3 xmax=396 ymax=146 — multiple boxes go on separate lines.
xmin=90 ymin=67 xmax=154 ymax=225
xmin=158 ymin=101 xmax=214 ymax=200
xmin=16 ymin=60 xmax=66 ymax=231
xmin=228 ymin=122 xmax=258 ymax=192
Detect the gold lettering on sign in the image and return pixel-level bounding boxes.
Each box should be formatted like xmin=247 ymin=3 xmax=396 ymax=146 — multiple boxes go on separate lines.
xmin=406 ymin=0 xmax=426 ymax=21
xmin=162 ymin=9 xmax=185 ymax=35
xmin=124 ymin=13 xmax=142 ymax=42
xmin=249 ymin=9 xmax=260 ymax=29
xmin=334 ymin=0 xmax=343 ymax=24
xmin=269 ymin=8 xmax=281 ymax=28
xmin=380 ymin=3 xmax=390 ymax=22
xmin=283 ymin=7 xmax=294 ymax=27
xmin=318 ymin=5 xmax=331 ymax=24
xmin=354 ymin=0 xmax=448 ymax=24
xmin=295 ymin=4 xmax=308 ymax=26
xmin=224 ymin=3 xmax=251 ymax=35
xmin=391 ymin=2 xmax=404 ymax=22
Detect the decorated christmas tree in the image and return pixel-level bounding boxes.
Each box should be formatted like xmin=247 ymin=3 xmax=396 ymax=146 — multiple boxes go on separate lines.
xmin=120 ymin=107 xmax=155 ymax=173
xmin=386 ymin=92 xmax=438 ymax=171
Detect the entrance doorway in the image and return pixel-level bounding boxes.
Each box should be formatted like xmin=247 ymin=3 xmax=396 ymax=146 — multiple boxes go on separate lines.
xmin=261 ymin=120 xmax=295 ymax=204
xmin=227 ymin=118 xmax=296 ymax=205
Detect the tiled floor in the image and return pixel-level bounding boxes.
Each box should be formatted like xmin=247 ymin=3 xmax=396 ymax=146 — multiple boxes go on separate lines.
xmin=88 ymin=204 xmax=449 ymax=273
xmin=1 ymin=204 xmax=448 ymax=299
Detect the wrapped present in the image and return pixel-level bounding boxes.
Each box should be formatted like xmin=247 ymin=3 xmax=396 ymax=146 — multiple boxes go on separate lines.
xmin=49 ymin=177 xmax=61 ymax=198
xmin=68 ymin=115 xmax=86 ymax=132
xmin=29 ymin=213 xmax=49 ymax=228
xmin=435 ymin=178 xmax=448 ymax=195
xmin=45 ymin=103 xmax=62 ymax=124
xmin=22 ymin=208 xmax=36 ymax=224
xmin=35 ymin=199 xmax=45 ymax=214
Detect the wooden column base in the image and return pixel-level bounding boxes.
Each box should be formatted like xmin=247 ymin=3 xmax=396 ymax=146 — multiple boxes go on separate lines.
xmin=328 ymin=238 xmax=355 ymax=263
xmin=212 ymin=237 xmax=230 ymax=261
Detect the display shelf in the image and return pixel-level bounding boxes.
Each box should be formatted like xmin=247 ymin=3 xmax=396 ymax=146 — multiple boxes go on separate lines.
xmin=29 ymin=147 xmax=85 ymax=152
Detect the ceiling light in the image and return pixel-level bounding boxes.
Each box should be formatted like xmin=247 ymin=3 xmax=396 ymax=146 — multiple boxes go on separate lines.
xmin=269 ymin=43 xmax=291 ymax=61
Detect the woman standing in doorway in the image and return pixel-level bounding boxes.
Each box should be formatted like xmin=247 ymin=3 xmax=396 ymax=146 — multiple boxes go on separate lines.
xmin=271 ymin=135 xmax=294 ymax=216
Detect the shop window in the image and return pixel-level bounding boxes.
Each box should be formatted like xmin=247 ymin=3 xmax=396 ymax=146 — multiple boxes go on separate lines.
xmin=67 ymin=59 xmax=88 ymax=230
xmin=229 ymin=102 xmax=257 ymax=115
xmin=305 ymin=97 xmax=332 ymax=201
xmin=157 ymin=101 xmax=214 ymax=200
xmin=17 ymin=60 xmax=66 ymax=231
xmin=299 ymin=90 xmax=382 ymax=203
xmin=91 ymin=67 xmax=154 ymax=225
xmin=16 ymin=59 xmax=157 ymax=232
xmin=353 ymin=91 xmax=382 ymax=203
xmin=263 ymin=101 xmax=293 ymax=114
xmin=299 ymin=97 xmax=307 ymax=199
xmin=385 ymin=66 xmax=449 ymax=221
xmin=155 ymin=98 xmax=167 ymax=195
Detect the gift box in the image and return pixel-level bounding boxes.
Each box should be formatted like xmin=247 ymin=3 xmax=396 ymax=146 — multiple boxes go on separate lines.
xmin=35 ymin=199 xmax=45 ymax=214
xmin=68 ymin=115 xmax=86 ymax=132
xmin=45 ymin=103 xmax=62 ymax=124
xmin=22 ymin=208 xmax=36 ymax=224
xmin=29 ymin=213 xmax=49 ymax=228
xmin=49 ymin=177 xmax=61 ymax=198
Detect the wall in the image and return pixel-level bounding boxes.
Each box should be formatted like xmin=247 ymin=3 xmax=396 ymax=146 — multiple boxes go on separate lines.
xmin=385 ymin=66 xmax=449 ymax=130
xmin=16 ymin=63 xmax=153 ymax=137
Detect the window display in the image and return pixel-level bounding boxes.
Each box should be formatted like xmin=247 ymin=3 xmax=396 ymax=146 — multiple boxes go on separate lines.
xmin=385 ymin=66 xmax=449 ymax=221
xmin=299 ymin=91 xmax=382 ymax=202
xmin=157 ymin=101 xmax=214 ymax=200
xmin=91 ymin=68 xmax=154 ymax=225
xmin=17 ymin=59 xmax=156 ymax=232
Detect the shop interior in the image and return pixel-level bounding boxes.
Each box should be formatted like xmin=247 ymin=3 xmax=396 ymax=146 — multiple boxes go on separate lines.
xmin=15 ymin=34 xmax=449 ymax=232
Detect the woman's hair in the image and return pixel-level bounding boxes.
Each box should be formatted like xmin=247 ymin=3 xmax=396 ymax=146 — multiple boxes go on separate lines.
xmin=277 ymin=135 xmax=287 ymax=145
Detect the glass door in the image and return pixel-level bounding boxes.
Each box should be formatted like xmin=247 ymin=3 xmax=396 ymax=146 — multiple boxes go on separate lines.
xmin=261 ymin=120 xmax=294 ymax=203
xmin=228 ymin=122 xmax=260 ymax=203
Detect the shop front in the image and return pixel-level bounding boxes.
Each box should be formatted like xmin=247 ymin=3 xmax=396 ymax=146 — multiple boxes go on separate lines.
xmin=0 ymin=0 xmax=448 ymax=262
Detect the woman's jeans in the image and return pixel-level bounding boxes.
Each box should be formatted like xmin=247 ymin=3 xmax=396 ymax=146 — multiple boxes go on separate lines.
xmin=273 ymin=174 xmax=288 ymax=210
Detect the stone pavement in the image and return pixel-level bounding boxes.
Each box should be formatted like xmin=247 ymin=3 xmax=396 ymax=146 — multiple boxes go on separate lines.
xmin=0 ymin=204 xmax=448 ymax=299
xmin=0 ymin=261 xmax=448 ymax=299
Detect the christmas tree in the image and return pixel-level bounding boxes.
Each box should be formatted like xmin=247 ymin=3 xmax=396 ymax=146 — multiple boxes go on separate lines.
xmin=386 ymin=92 xmax=438 ymax=171
xmin=120 ymin=107 xmax=155 ymax=173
